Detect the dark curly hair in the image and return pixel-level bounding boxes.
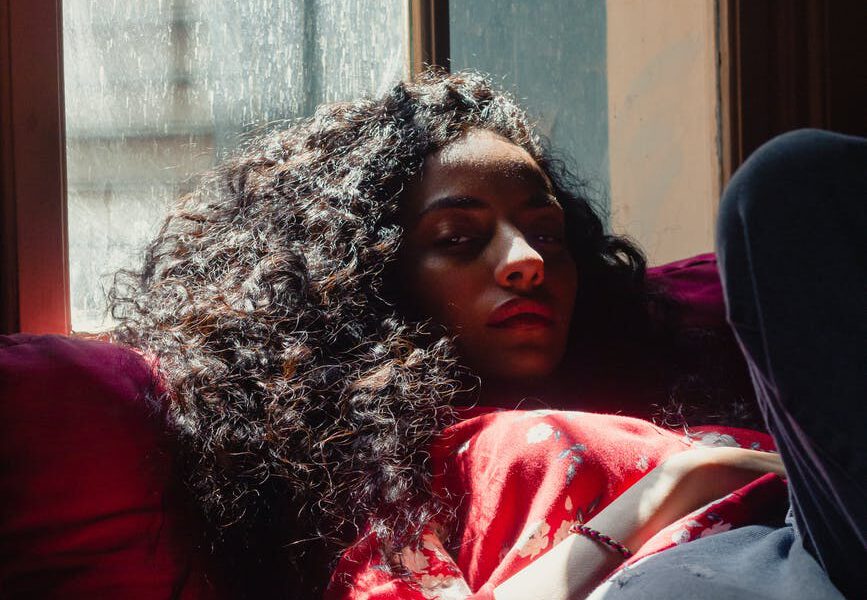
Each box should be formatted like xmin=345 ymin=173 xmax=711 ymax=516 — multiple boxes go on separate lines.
xmin=109 ymin=70 xmax=755 ymax=597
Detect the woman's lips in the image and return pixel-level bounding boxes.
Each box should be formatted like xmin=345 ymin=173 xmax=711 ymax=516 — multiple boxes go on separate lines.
xmin=487 ymin=298 xmax=555 ymax=329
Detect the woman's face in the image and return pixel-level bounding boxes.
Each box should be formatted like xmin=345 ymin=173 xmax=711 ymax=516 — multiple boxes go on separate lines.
xmin=399 ymin=129 xmax=578 ymax=382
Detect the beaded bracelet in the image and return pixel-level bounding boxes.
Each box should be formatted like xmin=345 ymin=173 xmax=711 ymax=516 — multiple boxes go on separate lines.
xmin=569 ymin=524 xmax=633 ymax=559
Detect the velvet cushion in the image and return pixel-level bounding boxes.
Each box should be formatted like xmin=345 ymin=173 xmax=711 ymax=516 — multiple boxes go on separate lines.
xmin=647 ymin=252 xmax=730 ymax=329
xmin=647 ymin=252 xmax=756 ymax=415
xmin=0 ymin=334 xmax=223 ymax=599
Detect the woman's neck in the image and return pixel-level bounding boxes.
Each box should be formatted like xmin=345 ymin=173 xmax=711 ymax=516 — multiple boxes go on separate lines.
xmin=472 ymin=370 xmax=657 ymax=419
xmin=474 ymin=377 xmax=561 ymax=409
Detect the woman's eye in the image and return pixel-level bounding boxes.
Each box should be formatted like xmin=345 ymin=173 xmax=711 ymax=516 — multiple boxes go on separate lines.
xmin=444 ymin=235 xmax=474 ymax=245
xmin=434 ymin=233 xmax=477 ymax=247
xmin=431 ymin=232 xmax=486 ymax=256
xmin=531 ymin=233 xmax=564 ymax=246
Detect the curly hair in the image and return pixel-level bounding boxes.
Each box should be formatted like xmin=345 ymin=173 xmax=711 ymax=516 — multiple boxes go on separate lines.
xmin=109 ymin=70 xmax=753 ymax=596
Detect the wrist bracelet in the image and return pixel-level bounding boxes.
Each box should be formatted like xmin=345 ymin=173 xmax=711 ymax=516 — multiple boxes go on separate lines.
xmin=569 ymin=524 xmax=633 ymax=558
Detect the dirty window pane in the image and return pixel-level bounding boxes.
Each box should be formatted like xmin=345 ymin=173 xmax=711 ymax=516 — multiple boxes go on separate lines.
xmin=63 ymin=0 xmax=407 ymax=332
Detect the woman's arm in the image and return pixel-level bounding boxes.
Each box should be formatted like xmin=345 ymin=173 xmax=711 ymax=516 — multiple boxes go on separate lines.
xmin=493 ymin=447 xmax=786 ymax=600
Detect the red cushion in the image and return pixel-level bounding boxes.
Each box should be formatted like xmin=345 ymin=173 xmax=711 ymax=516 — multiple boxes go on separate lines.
xmin=648 ymin=253 xmax=756 ymax=415
xmin=647 ymin=252 xmax=729 ymax=329
xmin=0 ymin=334 xmax=224 ymax=599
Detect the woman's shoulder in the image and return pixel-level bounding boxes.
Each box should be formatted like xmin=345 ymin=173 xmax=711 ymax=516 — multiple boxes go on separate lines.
xmin=435 ymin=408 xmax=689 ymax=472
xmin=436 ymin=407 xmax=774 ymax=474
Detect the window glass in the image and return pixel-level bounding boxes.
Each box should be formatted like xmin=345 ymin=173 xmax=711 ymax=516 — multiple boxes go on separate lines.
xmin=449 ymin=0 xmax=610 ymax=204
xmin=63 ymin=0 xmax=407 ymax=331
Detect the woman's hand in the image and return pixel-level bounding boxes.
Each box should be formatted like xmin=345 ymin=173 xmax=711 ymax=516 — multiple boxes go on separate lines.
xmin=494 ymin=447 xmax=785 ymax=600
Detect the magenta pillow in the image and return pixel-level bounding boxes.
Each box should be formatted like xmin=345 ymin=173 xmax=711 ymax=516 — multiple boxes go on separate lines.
xmin=0 ymin=334 xmax=224 ymax=599
xmin=647 ymin=252 xmax=729 ymax=329
xmin=647 ymin=253 xmax=755 ymax=410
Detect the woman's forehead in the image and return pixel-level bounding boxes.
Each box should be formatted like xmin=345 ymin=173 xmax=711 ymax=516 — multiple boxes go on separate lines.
xmin=432 ymin=129 xmax=537 ymax=171
xmin=401 ymin=130 xmax=555 ymax=222
xmin=411 ymin=129 xmax=552 ymax=200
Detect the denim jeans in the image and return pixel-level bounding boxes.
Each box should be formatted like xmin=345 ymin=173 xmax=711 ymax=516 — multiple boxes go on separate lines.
xmin=598 ymin=130 xmax=867 ymax=599
xmin=718 ymin=128 xmax=867 ymax=598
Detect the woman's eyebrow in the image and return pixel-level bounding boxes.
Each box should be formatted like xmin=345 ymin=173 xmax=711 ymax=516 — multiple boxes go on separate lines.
xmin=526 ymin=193 xmax=563 ymax=210
xmin=416 ymin=194 xmax=562 ymax=222
xmin=418 ymin=195 xmax=488 ymax=218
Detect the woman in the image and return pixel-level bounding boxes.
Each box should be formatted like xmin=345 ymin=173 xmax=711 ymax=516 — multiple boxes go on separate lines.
xmin=110 ymin=71 xmax=864 ymax=598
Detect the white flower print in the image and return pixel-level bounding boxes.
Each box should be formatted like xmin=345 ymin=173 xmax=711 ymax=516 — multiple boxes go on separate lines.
xmin=420 ymin=532 xmax=459 ymax=566
xmin=699 ymin=521 xmax=732 ymax=538
xmin=395 ymin=530 xmax=470 ymax=599
xmin=515 ymin=520 xmax=551 ymax=558
xmin=635 ymin=455 xmax=650 ymax=472
xmin=670 ymin=528 xmax=692 ymax=545
xmin=687 ymin=431 xmax=740 ymax=448
xmin=526 ymin=423 xmax=554 ymax=444
xmin=418 ymin=574 xmax=472 ymax=600
xmin=399 ymin=546 xmax=430 ymax=573
xmin=518 ymin=409 xmax=559 ymax=419
xmin=565 ymin=496 xmax=573 ymax=511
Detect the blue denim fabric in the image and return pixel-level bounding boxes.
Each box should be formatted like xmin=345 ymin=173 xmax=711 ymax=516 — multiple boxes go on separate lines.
xmin=597 ymin=524 xmax=843 ymax=600
xmin=600 ymin=130 xmax=867 ymax=599
xmin=717 ymin=129 xmax=867 ymax=598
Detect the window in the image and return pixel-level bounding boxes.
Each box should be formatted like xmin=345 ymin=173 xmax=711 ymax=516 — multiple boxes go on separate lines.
xmin=6 ymin=1 xmax=855 ymax=334
xmin=63 ymin=0 xmax=407 ymax=331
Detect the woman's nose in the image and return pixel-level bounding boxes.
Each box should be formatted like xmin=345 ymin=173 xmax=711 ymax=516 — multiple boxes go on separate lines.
xmin=493 ymin=229 xmax=545 ymax=291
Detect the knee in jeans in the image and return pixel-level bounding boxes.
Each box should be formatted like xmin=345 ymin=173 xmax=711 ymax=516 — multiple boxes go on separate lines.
xmin=719 ymin=129 xmax=850 ymax=231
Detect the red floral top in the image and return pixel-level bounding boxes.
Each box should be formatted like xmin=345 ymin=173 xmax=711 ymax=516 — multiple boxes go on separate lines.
xmin=325 ymin=408 xmax=787 ymax=600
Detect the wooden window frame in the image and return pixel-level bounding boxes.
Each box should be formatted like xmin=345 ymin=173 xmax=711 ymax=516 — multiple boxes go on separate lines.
xmin=1 ymin=0 xmax=70 ymax=334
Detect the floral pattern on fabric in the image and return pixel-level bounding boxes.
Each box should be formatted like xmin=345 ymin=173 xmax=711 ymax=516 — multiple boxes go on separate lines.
xmin=326 ymin=409 xmax=787 ymax=600
xmin=393 ymin=532 xmax=472 ymax=600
